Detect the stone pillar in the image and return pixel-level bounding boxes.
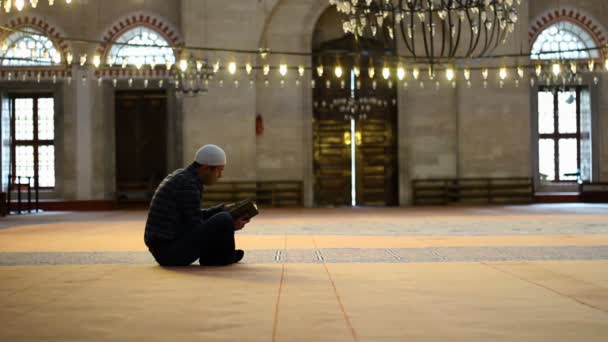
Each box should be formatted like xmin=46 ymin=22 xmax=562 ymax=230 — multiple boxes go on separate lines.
xmin=73 ymin=67 xmax=95 ymax=199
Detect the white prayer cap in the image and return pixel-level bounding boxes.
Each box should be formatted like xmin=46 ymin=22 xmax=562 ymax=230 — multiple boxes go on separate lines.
xmin=194 ymin=145 xmax=226 ymax=166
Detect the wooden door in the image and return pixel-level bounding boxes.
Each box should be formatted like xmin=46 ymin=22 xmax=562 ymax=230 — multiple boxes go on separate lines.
xmin=355 ymin=58 xmax=398 ymax=206
xmin=312 ymin=36 xmax=398 ymax=206
xmin=115 ymin=91 xmax=167 ymax=199
xmin=313 ymin=56 xmax=352 ymax=206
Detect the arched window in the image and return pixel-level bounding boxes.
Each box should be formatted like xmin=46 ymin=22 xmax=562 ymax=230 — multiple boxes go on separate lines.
xmin=531 ymin=21 xmax=600 ymax=60
xmin=107 ymin=26 xmax=176 ymax=67
xmin=1 ymin=27 xmax=61 ymax=66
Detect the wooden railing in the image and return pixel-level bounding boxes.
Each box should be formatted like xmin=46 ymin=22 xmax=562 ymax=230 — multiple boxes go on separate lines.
xmin=2 ymin=174 xmax=41 ymax=215
xmin=412 ymin=178 xmax=533 ymax=205
xmin=580 ymin=182 xmax=608 ymax=203
xmin=203 ymin=181 xmax=303 ymax=207
xmin=115 ymin=180 xmax=303 ymax=208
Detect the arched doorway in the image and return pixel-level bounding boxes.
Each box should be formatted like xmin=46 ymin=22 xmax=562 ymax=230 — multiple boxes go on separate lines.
xmin=312 ymin=7 xmax=398 ymax=207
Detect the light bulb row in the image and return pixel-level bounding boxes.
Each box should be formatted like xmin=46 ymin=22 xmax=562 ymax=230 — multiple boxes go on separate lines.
xmin=53 ymin=52 xmax=608 ymax=79
xmin=1 ymin=69 xmax=602 ymax=91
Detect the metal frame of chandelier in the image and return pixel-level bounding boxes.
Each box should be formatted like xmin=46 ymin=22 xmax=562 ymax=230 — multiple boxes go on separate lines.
xmin=0 ymin=0 xmax=72 ymax=13
xmin=331 ymin=0 xmax=521 ymax=65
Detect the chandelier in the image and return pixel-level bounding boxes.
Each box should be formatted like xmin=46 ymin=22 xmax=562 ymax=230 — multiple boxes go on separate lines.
xmin=1 ymin=0 xmax=72 ymax=13
xmin=330 ymin=0 xmax=521 ymax=65
xmin=173 ymin=55 xmax=214 ymax=96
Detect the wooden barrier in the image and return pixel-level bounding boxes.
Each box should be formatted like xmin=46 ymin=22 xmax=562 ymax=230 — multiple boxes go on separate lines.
xmin=203 ymin=181 xmax=303 ymax=208
xmin=580 ymin=182 xmax=608 ymax=203
xmin=412 ymin=178 xmax=534 ymax=205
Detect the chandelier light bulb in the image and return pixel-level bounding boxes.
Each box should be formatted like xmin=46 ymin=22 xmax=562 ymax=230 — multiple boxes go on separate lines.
xmin=79 ymin=54 xmax=87 ymax=66
xmin=353 ymin=66 xmax=360 ymax=77
xmin=66 ymin=0 xmax=71 ymax=3
xmin=535 ymin=64 xmax=542 ymax=77
xmin=482 ymin=68 xmax=489 ymax=80
xmin=15 ymin=0 xmax=25 ymax=11
xmin=66 ymin=52 xmax=73 ymax=65
xmin=552 ymin=63 xmax=561 ymax=76
xmin=334 ymin=65 xmax=343 ymax=78
xmin=49 ymin=0 xmax=54 ymax=5
xmin=382 ymin=67 xmax=390 ymax=80
xmin=246 ymin=63 xmax=253 ymax=75
xmin=368 ymin=66 xmax=375 ymax=79
xmin=446 ymin=67 xmax=455 ymax=81
xmin=298 ymin=65 xmax=305 ymax=77
xmin=570 ymin=62 xmax=577 ymax=74
xmin=52 ymin=51 xmax=61 ymax=64
xmin=228 ymin=62 xmax=237 ymax=75
xmin=517 ymin=67 xmax=524 ymax=79
xmin=499 ymin=67 xmax=508 ymax=80
xmin=107 ymin=56 xmax=115 ymax=67
xmin=213 ymin=61 xmax=220 ymax=73
xmin=316 ymin=65 xmax=324 ymax=77
xmin=166 ymin=61 xmax=173 ymax=71
xmin=397 ymin=66 xmax=405 ymax=80
xmin=4 ymin=0 xmax=12 ymax=13
xmin=413 ymin=67 xmax=420 ymax=80
xmin=279 ymin=64 xmax=288 ymax=77
xmin=179 ymin=59 xmax=188 ymax=72
xmin=92 ymin=54 xmax=101 ymax=68
xmin=588 ymin=60 xmax=595 ymax=71
xmin=135 ymin=59 xmax=143 ymax=70
xmin=263 ymin=64 xmax=270 ymax=76
xmin=463 ymin=68 xmax=471 ymax=81
xmin=196 ymin=60 xmax=203 ymax=72
xmin=604 ymin=59 xmax=608 ymax=71
xmin=30 ymin=0 xmax=39 ymax=8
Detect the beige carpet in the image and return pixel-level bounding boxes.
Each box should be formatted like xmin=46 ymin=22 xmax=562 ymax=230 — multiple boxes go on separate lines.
xmin=1 ymin=205 xmax=607 ymax=341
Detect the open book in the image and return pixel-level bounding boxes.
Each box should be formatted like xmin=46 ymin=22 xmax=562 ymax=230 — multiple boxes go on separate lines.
xmin=227 ymin=199 xmax=259 ymax=220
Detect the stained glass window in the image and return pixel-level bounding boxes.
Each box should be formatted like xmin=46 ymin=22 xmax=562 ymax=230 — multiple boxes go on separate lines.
xmin=15 ymin=98 xmax=34 ymax=140
xmin=538 ymin=87 xmax=583 ymax=183
xmin=11 ymin=95 xmax=55 ymax=188
xmin=531 ymin=21 xmax=600 ymax=60
xmin=37 ymin=98 xmax=55 ymax=140
xmin=38 ymin=145 xmax=55 ymax=188
xmin=538 ymin=139 xmax=555 ymax=181
xmin=557 ymin=91 xmax=577 ymax=134
xmin=559 ymin=139 xmax=578 ymax=181
xmin=15 ymin=146 xmax=34 ymax=183
xmin=538 ymin=91 xmax=554 ymax=134
xmin=107 ymin=26 xmax=175 ymax=67
xmin=1 ymin=28 xmax=61 ymax=66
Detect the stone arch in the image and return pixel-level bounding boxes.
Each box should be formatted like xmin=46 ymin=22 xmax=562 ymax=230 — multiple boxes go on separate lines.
xmin=0 ymin=15 xmax=70 ymax=54
xmin=97 ymin=11 xmax=182 ymax=58
xmin=529 ymin=7 xmax=607 ymax=56
xmin=258 ymin=0 xmax=330 ymax=51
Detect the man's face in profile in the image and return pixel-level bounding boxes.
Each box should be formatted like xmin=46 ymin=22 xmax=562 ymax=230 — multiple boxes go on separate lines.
xmin=199 ymin=165 xmax=224 ymax=186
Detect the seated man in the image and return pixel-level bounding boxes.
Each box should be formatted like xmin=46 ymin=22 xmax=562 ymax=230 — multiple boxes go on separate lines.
xmin=144 ymin=144 xmax=249 ymax=266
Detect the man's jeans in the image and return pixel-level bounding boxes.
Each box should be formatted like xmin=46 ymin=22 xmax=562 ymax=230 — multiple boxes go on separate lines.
xmin=149 ymin=212 xmax=236 ymax=266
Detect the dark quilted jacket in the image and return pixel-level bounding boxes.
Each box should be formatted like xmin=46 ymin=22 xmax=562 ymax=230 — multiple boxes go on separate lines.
xmin=144 ymin=163 xmax=225 ymax=248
